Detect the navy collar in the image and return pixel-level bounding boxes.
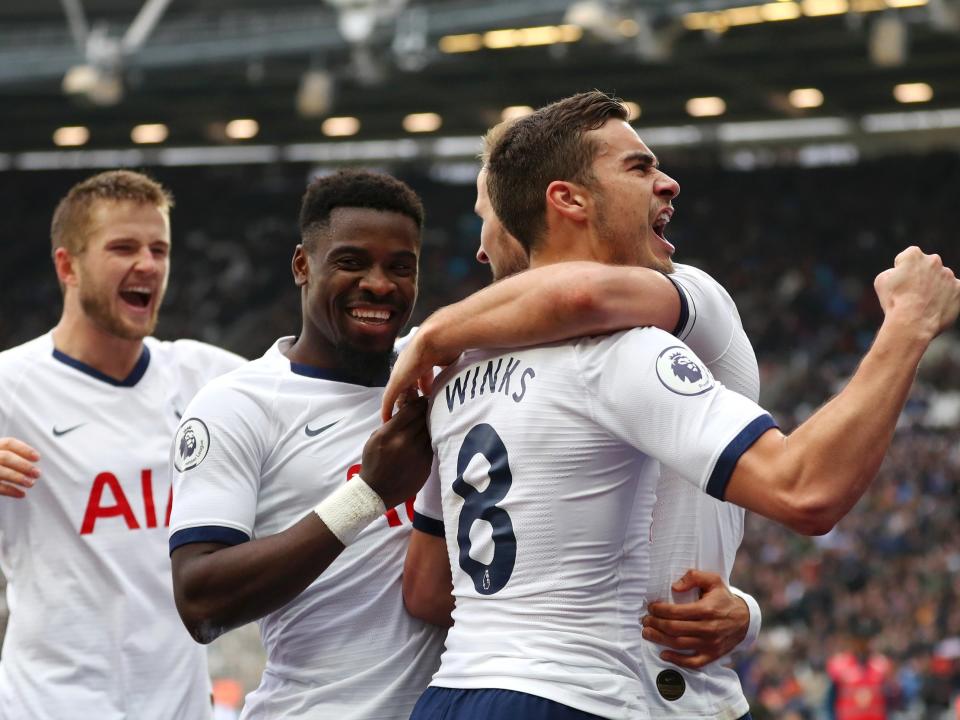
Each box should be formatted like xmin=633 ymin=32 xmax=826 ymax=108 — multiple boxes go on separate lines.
xmin=289 ymin=360 xmax=387 ymax=388
xmin=52 ymin=345 xmax=151 ymax=387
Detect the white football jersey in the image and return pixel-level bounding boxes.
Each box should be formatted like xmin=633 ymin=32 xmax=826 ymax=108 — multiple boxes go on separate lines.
xmin=416 ymin=328 xmax=775 ymax=720
xmin=634 ymin=264 xmax=762 ymax=719
xmin=168 ymin=337 xmax=445 ymax=720
xmin=0 ymin=332 xmax=243 ymax=720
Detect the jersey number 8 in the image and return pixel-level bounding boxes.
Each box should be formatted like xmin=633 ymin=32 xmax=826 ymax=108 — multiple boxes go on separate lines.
xmin=453 ymin=424 xmax=517 ymax=595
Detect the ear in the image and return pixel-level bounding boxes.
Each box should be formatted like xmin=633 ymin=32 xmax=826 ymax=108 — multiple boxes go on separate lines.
xmin=292 ymin=244 xmax=310 ymax=287
xmin=53 ymin=247 xmax=79 ymax=288
xmin=545 ymin=180 xmax=589 ymax=224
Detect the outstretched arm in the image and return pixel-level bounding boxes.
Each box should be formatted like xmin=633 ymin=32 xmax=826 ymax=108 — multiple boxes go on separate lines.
xmin=383 ymin=262 xmax=679 ymax=420
xmin=403 ymin=529 xmax=454 ymax=627
xmin=726 ymin=247 xmax=960 ymax=534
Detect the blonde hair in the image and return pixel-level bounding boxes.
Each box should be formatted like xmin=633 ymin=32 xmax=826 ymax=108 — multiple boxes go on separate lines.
xmin=51 ymin=170 xmax=173 ymax=256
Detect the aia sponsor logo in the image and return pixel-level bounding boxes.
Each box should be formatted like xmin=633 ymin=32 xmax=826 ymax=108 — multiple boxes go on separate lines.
xmin=346 ymin=463 xmax=414 ymax=527
xmin=80 ymin=469 xmax=171 ymax=535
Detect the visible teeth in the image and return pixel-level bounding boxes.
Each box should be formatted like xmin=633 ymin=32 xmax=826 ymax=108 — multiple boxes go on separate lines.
xmin=350 ymin=309 xmax=390 ymax=321
xmin=122 ymin=286 xmax=151 ymax=294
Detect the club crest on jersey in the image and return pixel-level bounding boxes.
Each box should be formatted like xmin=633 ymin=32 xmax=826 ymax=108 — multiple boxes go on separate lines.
xmin=174 ymin=418 xmax=210 ymax=472
xmin=656 ymin=346 xmax=714 ymax=396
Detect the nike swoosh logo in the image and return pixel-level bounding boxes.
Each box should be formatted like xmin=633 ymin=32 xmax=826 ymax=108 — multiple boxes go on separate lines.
xmin=175 ymin=410 xmax=183 ymax=420
xmin=305 ymin=419 xmax=341 ymax=437
xmin=52 ymin=423 xmax=85 ymax=437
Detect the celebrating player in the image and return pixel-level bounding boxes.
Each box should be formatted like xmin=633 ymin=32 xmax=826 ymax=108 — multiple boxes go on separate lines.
xmin=0 ymin=170 xmax=244 ymax=719
xmin=396 ymin=92 xmax=960 ymax=719
xmin=391 ymin=125 xmax=764 ymax=717
xmin=167 ymin=170 xmax=445 ymax=719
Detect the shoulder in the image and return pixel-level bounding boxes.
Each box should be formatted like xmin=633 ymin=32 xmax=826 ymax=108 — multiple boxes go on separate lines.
xmin=147 ymin=337 xmax=245 ymax=374
xmin=0 ymin=334 xmax=53 ymax=373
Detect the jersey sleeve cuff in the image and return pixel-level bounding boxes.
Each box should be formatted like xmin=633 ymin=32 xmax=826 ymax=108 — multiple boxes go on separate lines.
xmin=729 ymin=585 xmax=762 ymax=653
xmin=169 ymin=525 xmax=250 ymax=555
xmin=705 ymin=414 xmax=778 ymax=500
xmin=665 ymin=274 xmax=691 ymax=338
xmin=412 ymin=511 xmax=445 ymax=537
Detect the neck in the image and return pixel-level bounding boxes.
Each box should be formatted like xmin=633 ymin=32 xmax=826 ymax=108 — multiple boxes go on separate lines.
xmin=528 ymin=223 xmax=607 ymax=269
xmin=285 ymin=326 xmax=391 ymax=386
xmin=52 ymin=302 xmax=145 ymax=381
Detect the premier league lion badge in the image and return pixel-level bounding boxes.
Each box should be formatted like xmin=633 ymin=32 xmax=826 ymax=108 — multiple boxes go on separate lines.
xmin=174 ymin=418 xmax=211 ymax=472
xmin=655 ymin=346 xmax=715 ymax=396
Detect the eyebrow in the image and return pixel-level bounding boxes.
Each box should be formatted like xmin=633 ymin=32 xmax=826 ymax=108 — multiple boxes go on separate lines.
xmin=623 ymin=151 xmax=659 ymax=168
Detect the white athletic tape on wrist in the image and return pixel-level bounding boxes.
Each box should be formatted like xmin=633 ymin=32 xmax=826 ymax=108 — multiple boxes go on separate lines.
xmin=314 ymin=475 xmax=387 ymax=546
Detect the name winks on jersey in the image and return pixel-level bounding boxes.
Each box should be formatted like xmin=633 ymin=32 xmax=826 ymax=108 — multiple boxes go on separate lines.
xmin=444 ymin=356 xmax=536 ymax=413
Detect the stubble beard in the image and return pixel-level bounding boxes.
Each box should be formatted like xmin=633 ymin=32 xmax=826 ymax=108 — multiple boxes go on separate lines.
xmin=79 ymin=281 xmax=158 ymax=341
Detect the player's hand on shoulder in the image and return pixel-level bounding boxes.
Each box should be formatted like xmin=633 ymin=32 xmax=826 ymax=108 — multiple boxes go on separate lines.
xmin=874 ymin=246 xmax=960 ymax=339
xmin=363 ymin=396 xmax=433 ymax=508
xmin=641 ymin=569 xmax=749 ymax=670
xmin=382 ymin=326 xmax=457 ymax=422
xmin=0 ymin=437 xmax=41 ymax=500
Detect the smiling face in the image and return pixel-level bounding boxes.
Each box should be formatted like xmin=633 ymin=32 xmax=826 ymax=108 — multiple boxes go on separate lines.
xmin=474 ymin=169 xmax=529 ymax=281
xmin=68 ymin=199 xmax=171 ymax=340
xmin=584 ymin=119 xmax=680 ymax=272
xmin=294 ymin=206 xmax=419 ymax=375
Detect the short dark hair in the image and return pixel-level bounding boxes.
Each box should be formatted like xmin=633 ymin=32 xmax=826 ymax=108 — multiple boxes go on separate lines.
xmin=51 ymin=170 xmax=173 ymax=256
xmin=486 ymin=90 xmax=628 ymax=252
xmin=299 ymin=169 xmax=425 ymax=248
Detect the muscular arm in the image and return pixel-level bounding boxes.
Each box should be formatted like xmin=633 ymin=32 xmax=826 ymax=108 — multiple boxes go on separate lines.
xmin=383 ymin=262 xmax=679 ymax=420
xmin=727 ymin=249 xmax=960 ymax=534
xmin=171 ymin=398 xmax=434 ymax=644
xmin=172 ymin=514 xmax=345 ymax=643
xmin=402 ymin=528 xmax=454 ymax=628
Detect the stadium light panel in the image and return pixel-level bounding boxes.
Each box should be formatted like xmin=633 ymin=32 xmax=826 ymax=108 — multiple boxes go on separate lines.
xmin=789 ymin=88 xmax=825 ymax=108
xmin=439 ymin=33 xmax=483 ymax=53
xmin=225 ymin=119 xmax=259 ymax=140
xmin=53 ymin=126 xmax=90 ymax=147
xmin=894 ymin=82 xmax=933 ymax=103
xmin=686 ymin=97 xmax=727 ymax=117
xmin=725 ymin=6 xmax=765 ymax=24
xmin=321 ymin=117 xmax=361 ymax=137
xmin=801 ymin=0 xmax=849 ymax=15
xmin=403 ymin=113 xmax=442 ymax=133
xmin=618 ymin=19 xmax=641 ymax=36
xmin=131 ymin=124 xmax=168 ymax=144
xmin=886 ymin=0 xmax=927 ymax=6
xmin=761 ymin=2 xmax=803 ymax=20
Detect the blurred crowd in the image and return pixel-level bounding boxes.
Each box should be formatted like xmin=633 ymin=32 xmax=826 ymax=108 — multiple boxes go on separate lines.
xmin=1 ymin=151 xmax=959 ymax=717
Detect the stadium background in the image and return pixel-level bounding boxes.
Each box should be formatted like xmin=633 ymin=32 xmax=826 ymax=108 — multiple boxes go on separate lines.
xmin=1 ymin=1 xmax=959 ymax=717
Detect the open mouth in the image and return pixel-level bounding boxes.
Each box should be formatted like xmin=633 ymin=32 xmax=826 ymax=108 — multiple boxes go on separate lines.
xmin=119 ymin=287 xmax=152 ymax=309
xmin=652 ymin=209 xmax=672 ymax=240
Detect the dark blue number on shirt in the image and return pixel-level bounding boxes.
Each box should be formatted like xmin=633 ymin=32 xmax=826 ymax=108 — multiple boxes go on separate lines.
xmin=453 ymin=423 xmax=516 ymax=595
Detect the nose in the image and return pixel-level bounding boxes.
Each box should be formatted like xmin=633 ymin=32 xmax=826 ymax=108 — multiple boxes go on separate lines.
xmin=133 ymin=245 xmax=160 ymax=274
xmin=655 ymin=171 xmax=680 ymax=200
xmin=477 ymin=245 xmax=490 ymax=265
xmin=358 ymin=264 xmax=397 ymax=296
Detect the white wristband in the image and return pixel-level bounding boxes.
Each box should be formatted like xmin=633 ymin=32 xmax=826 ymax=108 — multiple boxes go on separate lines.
xmin=314 ymin=475 xmax=387 ymax=546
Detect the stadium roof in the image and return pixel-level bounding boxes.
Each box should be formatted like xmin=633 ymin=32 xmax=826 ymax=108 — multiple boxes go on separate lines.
xmin=1 ymin=0 xmax=958 ymax=162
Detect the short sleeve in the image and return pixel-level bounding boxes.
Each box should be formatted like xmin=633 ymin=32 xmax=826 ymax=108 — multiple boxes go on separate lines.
xmin=168 ymin=379 xmax=267 ymax=554
xmin=412 ymin=456 xmax=443 ymax=537
xmin=669 ymin=265 xmax=736 ymax=366
xmin=577 ymin=328 xmax=776 ymax=500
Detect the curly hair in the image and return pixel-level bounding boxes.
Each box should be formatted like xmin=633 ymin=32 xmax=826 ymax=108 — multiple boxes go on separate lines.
xmin=51 ymin=170 xmax=173 ymax=256
xmin=299 ymin=169 xmax=424 ymax=248
xmin=485 ymin=90 xmax=628 ymax=253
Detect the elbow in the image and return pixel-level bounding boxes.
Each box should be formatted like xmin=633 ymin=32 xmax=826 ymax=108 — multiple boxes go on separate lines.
xmin=402 ymin=577 xmax=454 ymax=629
xmin=172 ymin=575 xmax=228 ymax=644
xmin=782 ymin=493 xmax=842 ymax=536
xmin=175 ymin=595 xmax=226 ymax=644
